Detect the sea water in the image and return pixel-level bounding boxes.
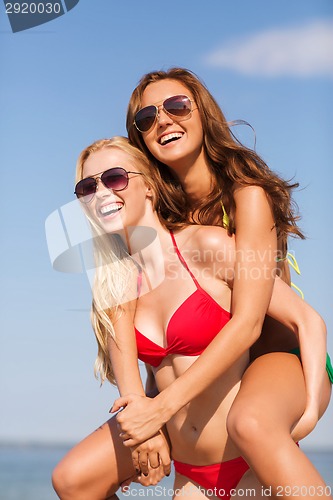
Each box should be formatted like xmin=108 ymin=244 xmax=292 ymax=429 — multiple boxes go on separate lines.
xmin=0 ymin=444 xmax=332 ymax=500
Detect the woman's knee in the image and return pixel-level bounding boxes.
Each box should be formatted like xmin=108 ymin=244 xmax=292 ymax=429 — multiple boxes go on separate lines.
xmin=52 ymin=458 xmax=84 ymax=499
xmin=227 ymin=354 xmax=307 ymax=446
xmin=227 ymin=403 xmax=265 ymax=447
xmin=52 ymin=459 xmax=72 ymax=498
xmin=52 ymin=457 xmax=119 ymax=499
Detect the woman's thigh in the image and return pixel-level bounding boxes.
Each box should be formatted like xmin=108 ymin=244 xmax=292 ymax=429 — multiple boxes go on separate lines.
xmin=227 ymin=353 xmax=307 ymax=438
xmin=234 ymin=469 xmax=266 ymax=499
xmin=52 ymin=415 xmax=135 ymax=499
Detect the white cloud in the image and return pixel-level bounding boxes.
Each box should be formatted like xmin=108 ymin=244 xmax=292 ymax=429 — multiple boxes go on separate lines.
xmin=204 ymin=20 xmax=333 ymax=78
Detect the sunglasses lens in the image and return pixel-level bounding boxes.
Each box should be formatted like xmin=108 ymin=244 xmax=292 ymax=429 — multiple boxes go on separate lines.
xmin=164 ymin=95 xmax=192 ymax=117
xmin=75 ymin=178 xmax=97 ymax=203
xmin=101 ymin=168 xmax=128 ymax=191
xmin=134 ymin=105 xmax=157 ymax=132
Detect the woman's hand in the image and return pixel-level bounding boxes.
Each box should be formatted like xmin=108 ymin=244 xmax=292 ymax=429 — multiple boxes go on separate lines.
xmin=291 ymin=405 xmax=319 ymax=442
xmin=119 ymin=431 xmax=171 ymax=492
xmin=120 ymin=465 xmax=167 ymax=492
xmin=131 ymin=431 xmax=171 ymax=476
xmin=111 ymin=394 xmax=166 ymax=446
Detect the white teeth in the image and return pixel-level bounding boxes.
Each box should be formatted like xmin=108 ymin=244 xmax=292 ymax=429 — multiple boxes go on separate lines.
xmin=100 ymin=203 xmax=122 ymax=215
xmin=160 ymin=132 xmax=183 ymax=145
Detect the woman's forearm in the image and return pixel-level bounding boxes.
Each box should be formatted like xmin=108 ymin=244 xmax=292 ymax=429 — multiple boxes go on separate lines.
xmin=115 ymin=186 xmax=278 ymax=439
xmin=113 ymin=314 xmax=263 ymax=444
xmin=109 ymin=305 xmax=146 ymax=397
xmin=154 ymin=315 xmax=262 ymax=423
xmin=267 ymin=276 xmax=327 ymax=412
xmin=110 ymin=343 xmax=145 ymax=396
xmin=156 ymin=185 xmax=277 ymax=418
xmin=298 ymin=313 xmax=327 ymax=410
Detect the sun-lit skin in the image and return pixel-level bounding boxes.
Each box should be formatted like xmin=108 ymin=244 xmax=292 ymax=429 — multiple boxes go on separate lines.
xmin=82 ymin=148 xmax=154 ymax=234
xmin=52 ymin=136 xmax=331 ymax=499
xmin=140 ymin=80 xmax=213 ymax=203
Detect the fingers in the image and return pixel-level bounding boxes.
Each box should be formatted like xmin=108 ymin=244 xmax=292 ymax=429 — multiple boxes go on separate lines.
xmin=119 ymin=431 xmax=142 ymax=447
xmin=131 ymin=449 xmax=163 ymax=478
xmin=159 ymin=448 xmax=171 ymax=477
xmin=135 ymin=467 xmax=164 ymax=487
xmin=147 ymin=451 xmax=160 ymax=470
xmin=131 ymin=450 xmax=154 ymax=477
xmin=127 ymin=433 xmax=171 ymax=485
xmin=122 ymin=437 xmax=138 ymax=447
xmin=110 ymin=396 xmax=128 ymax=413
xmin=116 ymin=414 xmax=138 ymax=445
xmin=131 ymin=450 xmax=141 ymax=476
xmin=139 ymin=453 xmax=149 ymax=476
xmin=291 ymin=410 xmax=318 ymax=442
xmin=115 ymin=408 xmax=137 ymax=442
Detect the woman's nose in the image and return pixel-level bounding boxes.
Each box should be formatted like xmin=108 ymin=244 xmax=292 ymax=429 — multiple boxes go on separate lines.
xmin=95 ymin=178 xmax=111 ymax=198
xmin=157 ymin=107 xmax=173 ymax=127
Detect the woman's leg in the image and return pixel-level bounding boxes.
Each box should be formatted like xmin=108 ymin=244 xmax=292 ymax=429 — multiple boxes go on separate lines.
xmin=227 ymin=353 xmax=332 ymax=500
xmin=52 ymin=416 xmax=136 ymax=499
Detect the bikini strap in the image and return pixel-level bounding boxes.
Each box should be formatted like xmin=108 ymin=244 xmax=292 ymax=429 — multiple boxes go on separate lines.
xmin=170 ymin=231 xmax=200 ymax=288
xmin=131 ymin=258 xmax=143 ymax=297
xmin=137 ymin=267 xmax=143 ymax=297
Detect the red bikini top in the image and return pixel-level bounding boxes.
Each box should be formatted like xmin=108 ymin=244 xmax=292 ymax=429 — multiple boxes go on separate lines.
xmin=135 ymin=231 xmax=231 ymax=367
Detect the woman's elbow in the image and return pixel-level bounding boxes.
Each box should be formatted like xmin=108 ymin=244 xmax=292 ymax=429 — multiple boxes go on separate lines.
xmin=298 ymin=310 xmax=327 ymax=343
xmin=231 ymin=315 xmax=264 ymax=346
xmin=313 ymin=312 xmax=327 ymax=340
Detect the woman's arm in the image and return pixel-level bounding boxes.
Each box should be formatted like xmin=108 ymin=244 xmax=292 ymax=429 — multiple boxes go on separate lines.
xmin=114 ymin=186 xmax=279 ymax=444
xmin=266 ymin=276 xmax=328 ymax=439
xmin=108 ymin=299 xmax=146 ymax=397
xmin=109 ymin=300 xmax=171 ymax=478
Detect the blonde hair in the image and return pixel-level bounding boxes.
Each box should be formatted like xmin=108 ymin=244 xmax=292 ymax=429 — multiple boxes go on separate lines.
xmin=75 ymin=136 xmax=185 ymax=384
xmin=127 ymin=67 xmax=304 ymax=244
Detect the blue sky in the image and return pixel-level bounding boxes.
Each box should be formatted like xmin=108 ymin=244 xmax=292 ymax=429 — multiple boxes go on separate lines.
xmin=0 ymin=0 xmax=332 ymax=451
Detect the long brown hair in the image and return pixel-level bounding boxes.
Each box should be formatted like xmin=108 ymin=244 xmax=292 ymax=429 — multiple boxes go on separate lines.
xmin=126 ymin=67 xmax=304 ymax=245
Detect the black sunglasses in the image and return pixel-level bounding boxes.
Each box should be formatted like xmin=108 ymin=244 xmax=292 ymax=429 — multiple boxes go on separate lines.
xmin=133 ymin=94 xmax=195 ymax=133
xmin=74 ymin=167 xmax=143 ymax=204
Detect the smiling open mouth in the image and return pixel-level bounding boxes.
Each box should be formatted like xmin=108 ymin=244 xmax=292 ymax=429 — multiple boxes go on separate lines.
xmin=160 ymin=132 xmax=183 ymax=145
xmin=99 ymin=203 xmax=123 ymax=217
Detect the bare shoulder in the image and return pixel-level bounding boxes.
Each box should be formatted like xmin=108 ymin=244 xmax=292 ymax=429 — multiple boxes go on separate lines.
xmin=234 ymin=184 xmax=269 ymax=203
xmin=234 ymin=184 xmax=272 ymax=212
xmin=233 ymin=185 xmax=274 ymax=230
xmin=185 ymin=225 xmax=235 ymax=262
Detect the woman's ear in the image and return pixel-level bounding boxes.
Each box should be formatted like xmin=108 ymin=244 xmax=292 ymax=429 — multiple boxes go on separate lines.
xmin=146 ymin=186 xmax=154 ymax=200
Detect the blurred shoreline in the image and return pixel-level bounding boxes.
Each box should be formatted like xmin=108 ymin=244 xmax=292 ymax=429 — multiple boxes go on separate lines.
xmin=1 ymin=442 xmax=332 ymax=500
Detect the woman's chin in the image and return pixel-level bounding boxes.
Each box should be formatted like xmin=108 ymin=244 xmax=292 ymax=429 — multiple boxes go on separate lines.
xmin=98 ymin=212 xmax=124 ymax=234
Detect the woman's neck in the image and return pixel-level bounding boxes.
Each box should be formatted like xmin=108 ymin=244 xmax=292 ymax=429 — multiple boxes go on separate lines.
xmin=123 ymin=214 xmax=175 ymax=294
xmin=120 ymin=210 xmax=165 ymax=253
xmin=169 ymin=157 xmax=213 ymax=204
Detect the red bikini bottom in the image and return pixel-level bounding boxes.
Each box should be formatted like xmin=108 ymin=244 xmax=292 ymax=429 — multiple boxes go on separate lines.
xmin=174 ymin=456 xmax=250 ymax=499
